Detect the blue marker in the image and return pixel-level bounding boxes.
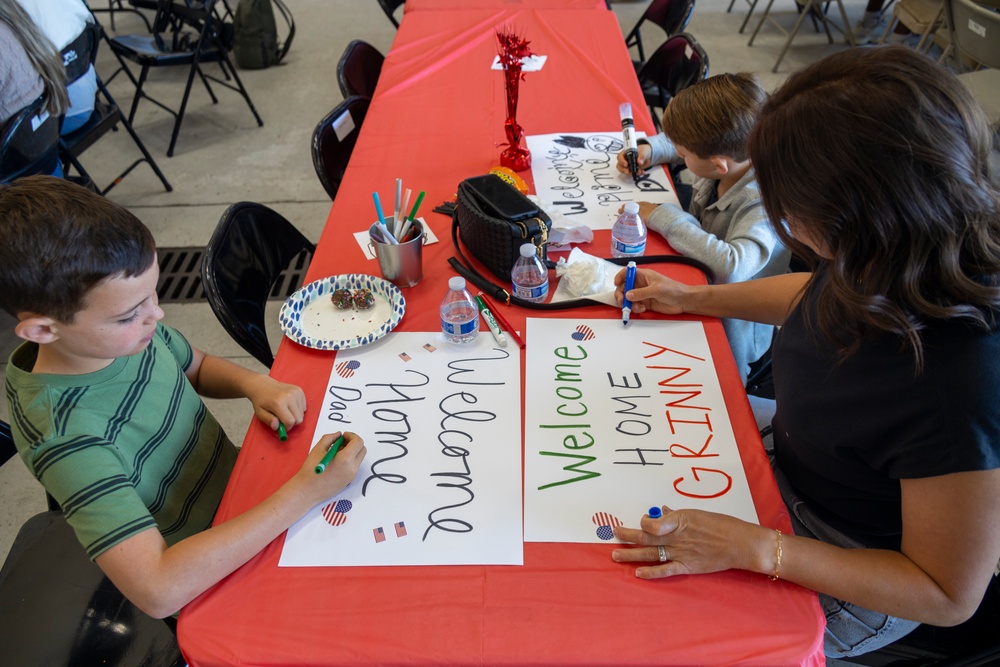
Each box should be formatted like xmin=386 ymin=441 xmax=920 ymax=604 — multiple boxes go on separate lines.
xmin=372 ymin=192 xmax=398 ymax=245
xmin=648 ymin=506 xmax=662 ymax=519
xmin=622 ymin=260 xmax=637 ymax=326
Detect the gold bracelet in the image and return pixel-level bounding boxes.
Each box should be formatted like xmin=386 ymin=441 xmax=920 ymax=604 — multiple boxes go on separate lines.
xmin=769 ymin=529 xmax=783 ymax=581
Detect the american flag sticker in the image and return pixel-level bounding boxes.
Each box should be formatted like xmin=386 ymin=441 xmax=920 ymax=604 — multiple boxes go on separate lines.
xmin=373 ymin=526 xmax=386 ymax=543
xmin=572 ymin=324 xmax=596 ymax=341
xmin=591 ymin=512 xmax=622 ymax=528
xmin=592 ymin=511 xmax=622 ymax=541
xmin=321 ymin=499 xmax=353 ymax=527
xmin=394 ymin=521 xmax=407 ymax=538
xmin=423 ymin=343 xmax=436 ymax=352
xmin=336 ymin=360 xmax=361 ymax=378
xmin=399 ymin=352 xmax=411 ymax=362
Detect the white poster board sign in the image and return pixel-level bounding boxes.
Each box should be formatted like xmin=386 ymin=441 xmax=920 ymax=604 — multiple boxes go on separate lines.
xmin=523 ymin=318 xmax=758 ymax=544
xmin=526 ymin=132 xmax=680 ymax=230
xmin=280 ymin=331 xmax=524 ymax=567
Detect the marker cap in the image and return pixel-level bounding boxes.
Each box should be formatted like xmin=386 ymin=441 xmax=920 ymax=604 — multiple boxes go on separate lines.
xmin=648 ymin=506 xmax=663 ymax=519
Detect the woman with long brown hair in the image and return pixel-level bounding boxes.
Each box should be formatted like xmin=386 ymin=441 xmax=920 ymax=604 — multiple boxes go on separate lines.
xmin=0 ymin=0 xmax=68 ymax=125
xmin=611 ymin=45 xmax=1000 ymax=657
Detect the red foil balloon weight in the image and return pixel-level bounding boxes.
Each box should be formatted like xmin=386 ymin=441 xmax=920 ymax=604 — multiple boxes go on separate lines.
xmin=496 ymin=27 xmax=532 ymax=172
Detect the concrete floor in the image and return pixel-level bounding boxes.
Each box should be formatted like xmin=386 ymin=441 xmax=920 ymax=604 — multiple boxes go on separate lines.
xmin=1 ymin=0 xmax=895 ymax=636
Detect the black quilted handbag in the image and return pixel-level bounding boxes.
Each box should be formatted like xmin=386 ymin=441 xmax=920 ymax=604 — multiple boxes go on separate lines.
xmin=449 ymin=174 xmax=716 ymax=310
xmin=453 ymin=175 xmax=551 ymax=282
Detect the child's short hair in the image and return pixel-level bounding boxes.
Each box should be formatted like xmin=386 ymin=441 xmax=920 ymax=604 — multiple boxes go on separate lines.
xmin=661 ymin=72 xmax=767 ymax=162
xmin=0 ymin=176 xmax=156 ymax=322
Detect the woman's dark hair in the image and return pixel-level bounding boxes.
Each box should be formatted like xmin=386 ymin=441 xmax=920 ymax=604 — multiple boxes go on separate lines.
xmin=748 ymin=45 xmax=1000 ymax=369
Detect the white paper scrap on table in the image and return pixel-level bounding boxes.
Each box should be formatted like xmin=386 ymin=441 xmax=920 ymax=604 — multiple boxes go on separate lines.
xmin=279 ymin=331 xmax=524 ymax=566
xmin=526 ymin=132 xmax=680 ymax=230
xmin=523 ymin=318 xmax=759 ymax=544
xmin=491 ymin=54 xmax=547 ymax=71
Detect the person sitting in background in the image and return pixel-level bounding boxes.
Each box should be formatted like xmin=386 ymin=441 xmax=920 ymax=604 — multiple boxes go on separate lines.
xmin=615 ymin=73 xmax=790 ymax=385
xmin=853 ymin=0 xmax=914 ymax=45
xmin=612 ymin=46 xmax=1000 ymax=658
xmin=16 ymin=0 xmax=96 ymax=134
xmin=0 ymin=0 xmax=68 ymax=128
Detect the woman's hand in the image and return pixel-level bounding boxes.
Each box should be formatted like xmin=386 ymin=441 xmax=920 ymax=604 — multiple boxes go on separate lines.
xmin=614 ymin=267 xmax=693 ymax=316
xmin=611 ymin=505 xmax=775 ymax=579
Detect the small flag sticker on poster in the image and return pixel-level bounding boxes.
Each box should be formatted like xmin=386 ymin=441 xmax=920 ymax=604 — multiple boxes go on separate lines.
xmin=394 ymin=521 xmax=407 ymax=538
xmin=373 ymin=526 xmax=386 ymax=543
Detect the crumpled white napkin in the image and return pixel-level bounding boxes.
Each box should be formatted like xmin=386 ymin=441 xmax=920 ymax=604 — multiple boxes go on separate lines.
xmin=551 ymin=247 xmax=622 ymax=306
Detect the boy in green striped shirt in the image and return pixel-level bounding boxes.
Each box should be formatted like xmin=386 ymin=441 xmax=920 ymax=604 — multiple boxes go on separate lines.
xmin=1 ymin=176 xmax=366 ymax=618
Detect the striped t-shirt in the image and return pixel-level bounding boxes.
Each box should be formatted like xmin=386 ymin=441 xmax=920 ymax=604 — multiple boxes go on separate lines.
xmin=5 ymin=323 xmax=237 ymax=559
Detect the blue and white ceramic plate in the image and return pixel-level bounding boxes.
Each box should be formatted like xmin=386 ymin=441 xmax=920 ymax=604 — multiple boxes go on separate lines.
xmin=279 ymin=274 xmax=406 ymax=351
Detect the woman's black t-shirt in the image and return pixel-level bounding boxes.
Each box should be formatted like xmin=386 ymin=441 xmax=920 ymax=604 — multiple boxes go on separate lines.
xmin=772 ymin=288 xmax=1000 ymax=550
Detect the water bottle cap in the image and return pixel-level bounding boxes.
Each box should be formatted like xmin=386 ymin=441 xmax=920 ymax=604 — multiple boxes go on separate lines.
xmin=623 ymin=202 xmax=640 ymax=214
xmin=519 ymin=243 xmax=536 ymax=258
xmin=449 ymin=276 xmax=466 ymax=291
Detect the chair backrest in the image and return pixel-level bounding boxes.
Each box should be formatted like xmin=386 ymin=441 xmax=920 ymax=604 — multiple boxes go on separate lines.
xmin=311 ymin=95 xmax=370 ymax=201
xmin=0 ymin=96 xmax=61 ymax=184
xmin=947 ymin=0 xmax=1000 ymax=69
xmin=0 ymin=419 xmax=14 ymax=469
xmin=201 ymin=202 xmax=316 ymax=368
xmin=625 ymin=0 xmax=697 ymax=63
xmin=378 ymin=0 xmax=405 ymax=28
xmin=637 ymin=32 xmax=710 ymax=109
xmin=337 ymin=39 xmax=385 ymax=99
xmin=150 ymin=0 xmax=230 ymax=54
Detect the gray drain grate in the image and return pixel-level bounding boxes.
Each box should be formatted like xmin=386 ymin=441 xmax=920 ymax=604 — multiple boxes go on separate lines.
xmin=156 ymin=247 xmax=313 ymax=304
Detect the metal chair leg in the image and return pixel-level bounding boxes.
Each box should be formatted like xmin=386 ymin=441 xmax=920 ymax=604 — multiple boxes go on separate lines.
xmin=771 ymin=0 xmax=817 ymax=71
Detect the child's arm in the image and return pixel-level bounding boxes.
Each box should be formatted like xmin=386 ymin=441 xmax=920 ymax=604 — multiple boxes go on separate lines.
xmin=94 ymin=431 xmax=365 ymax=618
xmin=184 ymin=350 xmax=306 ymax=432
xmin=646 ymin=200 xmax=781 ymax=284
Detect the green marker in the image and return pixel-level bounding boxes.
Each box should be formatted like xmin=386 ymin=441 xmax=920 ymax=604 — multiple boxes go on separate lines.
xmin=277 ymin=423 xmax=288 ymax=441
xmin=314 ymin=434 xmax=347 ymax=474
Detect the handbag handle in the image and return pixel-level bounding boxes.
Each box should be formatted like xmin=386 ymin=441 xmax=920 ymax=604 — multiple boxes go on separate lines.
xmin=450 ymin=216 xmax=716 ymax=310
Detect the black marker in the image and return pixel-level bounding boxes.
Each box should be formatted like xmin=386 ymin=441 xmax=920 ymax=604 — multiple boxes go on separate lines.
xmin=620 ymin=102 xmax=639 ymax=183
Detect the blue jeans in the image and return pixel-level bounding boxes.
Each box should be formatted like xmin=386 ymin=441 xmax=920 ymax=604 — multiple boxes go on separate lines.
xmin=769 ymin=459 xmax=920 ymax=658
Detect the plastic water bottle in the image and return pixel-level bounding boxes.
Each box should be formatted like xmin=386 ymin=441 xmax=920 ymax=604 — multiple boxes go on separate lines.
xmin=511 ymin=243 xmax=548 ymax=303
xmin=440 ymin=276 xmax=479 ymax=344
xmin=611 ymin=202 xmax=647 ymax=258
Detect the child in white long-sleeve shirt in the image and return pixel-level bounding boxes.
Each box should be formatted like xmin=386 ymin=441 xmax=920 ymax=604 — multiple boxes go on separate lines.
xmin=616 ymin=73 xmax=789 ymax=383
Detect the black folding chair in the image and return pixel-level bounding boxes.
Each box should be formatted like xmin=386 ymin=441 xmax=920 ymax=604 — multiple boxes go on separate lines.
xmin=0 ymin=419 xmax=185 ymax=667
xmin=109 ymin=0 xmax=263 ymax=157
xmin=337 ymin=39 xmax=384 ymax=99
xmin=635 ymin=32 xmax=710 ymax=132
xmin=377 ymin=0 xmax=405 ymax=28
xmin=623 ymin=0 xmax=697 ymax=66
xmin=0 ymin=96 xmax=61 ymax=184
xmin=59 ymin=22 xmax=172 ymax=193
xmin=311 ymin=95 xmax=370 ymax=201
xmin=201 ymin=202 xmax=315 ymax=368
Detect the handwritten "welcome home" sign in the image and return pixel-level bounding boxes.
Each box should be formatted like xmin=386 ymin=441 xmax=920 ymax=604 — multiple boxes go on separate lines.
xmin=280 ymin=332 xmax=523 ymax=567
xmin=524 ymin=318 xmax=759 ymax=544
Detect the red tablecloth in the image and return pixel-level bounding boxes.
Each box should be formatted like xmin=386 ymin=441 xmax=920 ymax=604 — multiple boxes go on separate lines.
xmin=406 ymin=0 xmax=608 ymax=10
xmin=179 ymin=8 xmax=824 ymax=666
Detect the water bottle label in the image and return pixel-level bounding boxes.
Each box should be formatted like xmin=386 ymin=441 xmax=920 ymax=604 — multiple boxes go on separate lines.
xmin=514 ymin=282 xmax=548 ymax=300
xmin=612 ymin=238 xmax=646 ymax=255
xmin=441 ymin=318 xmax=478 ymax=335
